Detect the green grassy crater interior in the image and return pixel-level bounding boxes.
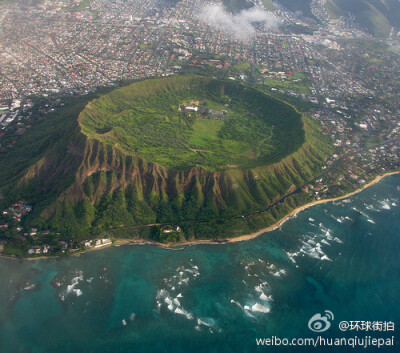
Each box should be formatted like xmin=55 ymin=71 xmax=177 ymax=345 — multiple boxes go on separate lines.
xmin=79 ymin=76 xmax=305 ymax=170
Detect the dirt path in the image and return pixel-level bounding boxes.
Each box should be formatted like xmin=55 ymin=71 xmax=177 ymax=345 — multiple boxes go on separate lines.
xmin=256 ymin=126 xmax=274 ymax=157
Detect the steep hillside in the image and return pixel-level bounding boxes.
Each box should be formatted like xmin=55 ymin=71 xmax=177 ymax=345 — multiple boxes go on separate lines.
xmin=276 ymin=0 xmax=314 ymax=18
xmin=262 ymin=0 xmax=400 ymax=37
xmin=222 ymin=0 xmax=253 ymax=13
xmin=326 ymin=0 xmax=400 ymax=37
xmin=0 ymin=77 xmax=332 ymax=242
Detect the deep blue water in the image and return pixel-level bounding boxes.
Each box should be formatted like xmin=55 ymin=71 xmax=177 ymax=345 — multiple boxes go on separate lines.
xmin=0 ymin=175 xmax=400 ymax=353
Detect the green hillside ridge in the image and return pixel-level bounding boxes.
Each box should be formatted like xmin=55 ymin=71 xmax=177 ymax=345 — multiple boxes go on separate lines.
xmin=274 ymin=0 xmax=315 ymax=18
xmin=222 ymin=0 xmax=253 ymax=13
xmin=326 ymin=0 xmax=400 ymax=37
xmin=0 ymin=77 xmax=332 ymax=244
xmin=260 ymin=0 xmax=400 ymax=36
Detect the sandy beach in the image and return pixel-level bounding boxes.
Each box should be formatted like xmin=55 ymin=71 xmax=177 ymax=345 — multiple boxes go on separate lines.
xmin=224 ymin=171 xmax=400 ymax=243
xmin=2 ymin=171 xmax=399 ymax=260
xmin=102 ymin=171 xmax=400 ymax=248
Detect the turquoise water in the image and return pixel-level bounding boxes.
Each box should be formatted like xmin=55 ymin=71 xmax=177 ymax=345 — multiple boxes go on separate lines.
xmin=1 ymin=175 xmax=399 ymax=353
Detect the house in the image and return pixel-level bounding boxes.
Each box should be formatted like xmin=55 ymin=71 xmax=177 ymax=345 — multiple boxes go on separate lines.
xmin=84 ymin=240 xmax=93 ymax=247
xmin=179 ymin=105 xmax=198 ymax=112
xmin=94 ymin=239 xmax=112 ymax=248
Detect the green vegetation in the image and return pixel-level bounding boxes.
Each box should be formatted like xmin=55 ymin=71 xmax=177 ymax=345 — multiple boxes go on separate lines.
xmin=326 ymin=0 xmax=400 ymax=37
xmin=366 ymin=57 xmax=383 ymax=63
xmin=139 ymin=43 xmax=154 ymax=50
xmin=285 ymin=24 xmax=316 ymax=35
xmin=222 ymin=0 xmax=253 ymax=13
xmin=344 ymin=38 xmax=390 ymax=53
xmin=275 ymin=0 xmax=314 ymax=19
xmin=262 ymin=77 xmax=311 ymax=95
xmin=274 ymin=0 xmax=400 ymax=35
xmin=0 ymin=76 xmax=333 ymax=252
xmin=221 ymin=0 xmax=276 ymax=13
xmin=80 ymin=76 xmax=305 ymax=171
xmin=261 ymin=0 xmax=277 ymax=11
xmin=65 ymin=0 xmax=92 ymax=12
xmin=231 ymin=62 xmax=251 ymax=71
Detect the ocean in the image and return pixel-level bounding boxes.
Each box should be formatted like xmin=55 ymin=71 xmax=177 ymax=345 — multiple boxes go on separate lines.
xmin=0 ymin=174 xmax=399 ymax=353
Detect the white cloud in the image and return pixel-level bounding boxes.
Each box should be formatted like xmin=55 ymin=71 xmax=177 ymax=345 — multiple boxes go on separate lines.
xmin=199 ymin=4 xmax=280 ymax=40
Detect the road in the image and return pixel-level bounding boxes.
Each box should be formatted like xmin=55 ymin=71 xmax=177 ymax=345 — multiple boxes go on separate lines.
xmin=110 ymin=137 xmax=400 ymax=235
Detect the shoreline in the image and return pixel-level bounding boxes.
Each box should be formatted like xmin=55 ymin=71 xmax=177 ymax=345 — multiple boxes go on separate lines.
xmin=2 ymin=171 xmax=399 ymax=260
xmin=223 ymin=171 xmax=400 ymax=244
xmin=111 ymin=171 xmax=400 ymax=248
